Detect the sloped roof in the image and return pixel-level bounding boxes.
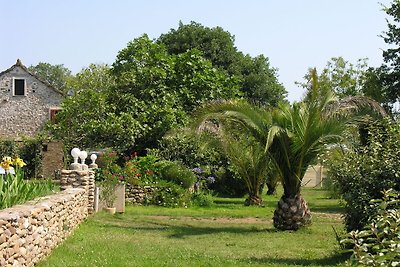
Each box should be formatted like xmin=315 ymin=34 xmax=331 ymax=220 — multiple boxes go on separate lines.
xmin=0 ymin=59 xmax=65 ymax=96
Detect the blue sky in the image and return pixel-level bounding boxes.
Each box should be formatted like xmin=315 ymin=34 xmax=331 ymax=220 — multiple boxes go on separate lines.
xmin=0 ymin=0 xmax=392 ymax=102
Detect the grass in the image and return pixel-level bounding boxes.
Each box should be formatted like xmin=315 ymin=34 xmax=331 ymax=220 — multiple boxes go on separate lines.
xmin=37 ymin=187 xmax=348 ymax=267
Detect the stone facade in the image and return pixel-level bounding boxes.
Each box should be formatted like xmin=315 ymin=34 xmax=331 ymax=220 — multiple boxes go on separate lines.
xmin=0 ymin=169 xmax=95 ymax=266
xmin=0 ymin=59 xmax=63 ymax=138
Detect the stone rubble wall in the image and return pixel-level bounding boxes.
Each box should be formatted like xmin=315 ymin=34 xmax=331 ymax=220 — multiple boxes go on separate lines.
xmin=0 ymin=188 xmax=88 ymax=267
xmin=60 ymin=169 xmax=95 ymax=214
xmin=0 ymin=169 xmax=95 ymax=266
xmin=125 ymin=184 xmax=155 ymax=204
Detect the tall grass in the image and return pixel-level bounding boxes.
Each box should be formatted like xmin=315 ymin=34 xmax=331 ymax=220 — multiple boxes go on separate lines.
xmin=0 ymin=168 xmax=55 ymax=209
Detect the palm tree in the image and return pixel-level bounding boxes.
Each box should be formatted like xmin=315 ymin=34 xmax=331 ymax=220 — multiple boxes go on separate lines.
xmin=192 ymin=69 xmax=386 ymax=230
xmin=193 ymin=102 xmax=272 ymax=205
xmin=221 ymin=135 xmax=272 ymax=205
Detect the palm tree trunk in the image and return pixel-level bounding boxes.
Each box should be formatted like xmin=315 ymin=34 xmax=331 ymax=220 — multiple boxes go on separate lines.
xmin=273 ymin=193 xmax=312 ymax=230
xmin=244 ymin=193 xmax=263 ymax=206
xmin=266 ymin=177 xmax=278 ymax=195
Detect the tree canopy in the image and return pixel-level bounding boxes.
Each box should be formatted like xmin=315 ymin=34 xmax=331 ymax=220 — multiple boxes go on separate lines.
xmin=361 ymin=0 xmax=400 ymax=114
xmin=51 ymin=34 xmax=242 ymax=152
xmin=28 ymin=62 xmax=72 ymax=93
xmin=158 ymin=21 xmax=287 ymax=106
xmin=67 ymin=63 xmax=115 ymax=94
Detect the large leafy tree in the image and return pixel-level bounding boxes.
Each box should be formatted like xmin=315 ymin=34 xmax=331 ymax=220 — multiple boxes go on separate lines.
xmin=298 ymin=57 xmax=369 ymax=99
xmin=109 ymin=35 xmax=186 ymax=150
xmin=67 ymin=63 xmax=115 ymax=93
xmin=28 ymin=62 xmax=72 ymax=93
xmin=380 ymin=0 xmax=400 ymax=105
xmin=158 ymin=21 xmax=238 ymax=71
xmin=49 ymin=88 xmax=143 ymax=151
xmin=192 ymin=69 xmax=385 ymax=230
xmin=158 ymin=21 xmax=287 ymax=106
xmin=52 ymin=34 xmax=241 ymax=153
xmin=362 ymin=1 xmax=400 ymax=114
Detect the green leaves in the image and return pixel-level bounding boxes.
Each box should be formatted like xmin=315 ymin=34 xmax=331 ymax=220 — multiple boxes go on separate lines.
xmin=0 ymin=169 xmax=55 ymax=209
xmin=343 ymin=189 xmax=400 ymax=266
xmin=28 ymin=62 xmax=72 ymax=93
xmin=328 ymin=118 xmax=400 ymax=231
xmin=158 ymin=21 xmax=287 ymax=106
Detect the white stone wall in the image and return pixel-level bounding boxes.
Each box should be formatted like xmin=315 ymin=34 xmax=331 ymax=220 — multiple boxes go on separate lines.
xmin=0 ymin=65 xmax=62 ymax=138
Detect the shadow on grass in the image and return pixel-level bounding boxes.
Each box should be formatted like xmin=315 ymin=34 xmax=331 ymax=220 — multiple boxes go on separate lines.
xmin=167 ymin=224 xmax=277 ymax=238
xmin=309 ymin=204 xmax=344 ymax=214
xmin=97 ymin=219 xmax=278 ymax=239
xmin=242 ymin=253 xmax=348 ymax=266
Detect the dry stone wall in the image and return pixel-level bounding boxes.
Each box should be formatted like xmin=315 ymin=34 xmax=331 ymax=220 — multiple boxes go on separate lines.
xmin=60 ymin=169 xmax=95 ymax=214
xmin=0 ymin=169 xmax=95 ymax=266
xmin=125 ymin=184 xmax=155 ymax=204
xmin=0 ymin=188 xmax=88 ymax=267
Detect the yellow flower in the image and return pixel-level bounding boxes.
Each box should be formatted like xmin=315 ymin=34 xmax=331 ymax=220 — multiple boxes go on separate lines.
xmin=13 ymin=157 xmax=26 ymax=168
xmin=1 ymin=156 xmax=13 ymax=170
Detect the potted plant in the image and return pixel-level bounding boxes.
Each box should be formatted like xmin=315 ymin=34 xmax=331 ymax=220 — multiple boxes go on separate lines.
xmin=99 ymin=170 xmax=120 ymax=214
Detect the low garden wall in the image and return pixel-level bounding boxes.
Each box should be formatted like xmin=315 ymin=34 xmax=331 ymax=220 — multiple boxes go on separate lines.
xmin=125 ymin=184 xmax=155 ymax=204
xmin=0 ymin=169 xmax=95 ymax=266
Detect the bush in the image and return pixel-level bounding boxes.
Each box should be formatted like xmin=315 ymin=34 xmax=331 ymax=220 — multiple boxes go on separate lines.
xmin=152 ymin=130 xmax=246 ymax=196
xmin=0 ymin=138 xmax=43 ymax=179
xmin=124 ymin=154 xmax=159 ymax=184
xmin=156 ymin=160 xmax=196 ymax=189
xmin=190 ymin=192 xmax=214 ymax=207
xmin=341 ymin=189 xmax=400 ymax=266
xmin=147 ymin=180 xmax=190 ymax=207
xmin=19 ymin=138 xmax=43 ymax=179
xmin=327 ymin=118 xmax=400 ymax=231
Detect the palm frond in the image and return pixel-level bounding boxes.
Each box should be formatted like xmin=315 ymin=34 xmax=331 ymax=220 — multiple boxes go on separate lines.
xmin=324 ymin=95 xmax=387 ymax=119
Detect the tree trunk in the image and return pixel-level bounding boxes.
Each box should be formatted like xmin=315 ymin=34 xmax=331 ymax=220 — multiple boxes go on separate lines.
xmin=273 ymin=193 xmax=312 ymax=230
xmin=266 ymin=179 xmax=277 ymax=195
xmin=244 ymin=194 xmax=263 ymax=206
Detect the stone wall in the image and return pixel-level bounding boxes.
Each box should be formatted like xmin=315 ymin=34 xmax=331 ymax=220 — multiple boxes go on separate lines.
xmin=60 ymin=169 xmax=95 ymax=214
xmin=0 ymin=61 xmax=63 ymax=138
xmin=125 ymin=184 xmax=155 ymax=204
xmin=0 ymin=169 xmax=95 ymax=266
xmin=0 ymin=188 xmax=88 ymax=266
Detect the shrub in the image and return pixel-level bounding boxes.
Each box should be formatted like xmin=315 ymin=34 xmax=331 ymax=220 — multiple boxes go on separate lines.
xmin=19 ymin=138 xmax=43 ymax=179
xmin=0 ymin=140 xmax=18 ymax=158
xmin=124 ymin=154 xmax=159 ymax=184
xmin=190 ymin=192 xmax=214 ymax=207
xmin=0 ymin=138 xmax=43 ymax=179
xmin=327 ymin=118 xmax=400 ymax=231
xmin=341 ymin=189 xmax=400 ymax=266
xmin=147 ymin=180 xmax=190 ymax=207
xmin=152 ymin=130 xmax=246 ymax=196
xmin=156 ymin=160 xmax=196 ymax=189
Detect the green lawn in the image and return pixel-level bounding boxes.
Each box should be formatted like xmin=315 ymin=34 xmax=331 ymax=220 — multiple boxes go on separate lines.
xmin=37 ymin=188 xmax=348 ymax=267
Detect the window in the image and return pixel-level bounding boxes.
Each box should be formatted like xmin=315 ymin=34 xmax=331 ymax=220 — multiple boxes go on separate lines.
xmin=13 ymin=78 xmax=26 ymax=96
xmin=49 ymin=108 xmax=62 ymax=123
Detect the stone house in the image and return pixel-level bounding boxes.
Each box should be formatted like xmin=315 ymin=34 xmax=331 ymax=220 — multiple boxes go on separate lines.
xmin=0 ymin=59 xmax=65 ymax=178
xmin=0 ymin=59 xmax=63 ymax=137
